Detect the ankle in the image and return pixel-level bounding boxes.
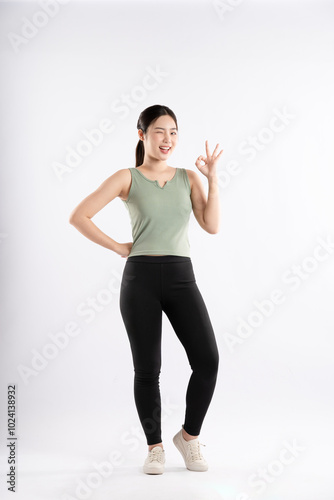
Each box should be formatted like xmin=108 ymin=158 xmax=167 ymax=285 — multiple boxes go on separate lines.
xmin=148 ymin=443 xmax=163 ymax=451
xmin=182 ymin=428 xmax=198 ymax=441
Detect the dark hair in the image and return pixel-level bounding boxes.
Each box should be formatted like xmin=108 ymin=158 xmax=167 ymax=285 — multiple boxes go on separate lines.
xmin=135 ymin=104 xmax=178 ymax=167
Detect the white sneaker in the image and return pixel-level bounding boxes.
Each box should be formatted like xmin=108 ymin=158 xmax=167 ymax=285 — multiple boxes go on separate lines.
xmin=143 ymin=446 xmax=165 ymax=474
xmin=173 ymin=425 xmax=208 ymax=471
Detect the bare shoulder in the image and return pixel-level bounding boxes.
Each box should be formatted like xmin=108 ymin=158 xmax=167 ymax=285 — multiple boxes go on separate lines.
xmin=115 ymin=168 xmax=132 ymax=201
xmin=95 ymin=168 xmax=131 ymax=201
xmin=184 ymin=169 xmax=202 ymax=190
xmin=112 ymin=167 xmax=131 ymax=180
xmin=100 ymin=168 xmax=130 ymax=182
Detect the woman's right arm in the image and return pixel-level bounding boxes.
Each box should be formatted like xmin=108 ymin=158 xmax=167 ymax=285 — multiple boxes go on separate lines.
xmin=69 ymin=169 xmax=132 ymax=258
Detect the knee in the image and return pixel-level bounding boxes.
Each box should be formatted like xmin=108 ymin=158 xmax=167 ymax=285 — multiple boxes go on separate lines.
xmin=207 ymin=351 xmax=219 ymax=378
xmin=193 ymin=349 xmax=219 ymax=379
xmin=134 ymin=368 xmax=161 ymax=387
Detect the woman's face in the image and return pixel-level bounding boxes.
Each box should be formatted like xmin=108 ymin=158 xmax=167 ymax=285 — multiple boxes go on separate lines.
xmin=140 ymin=115 xmax=178 ymax=163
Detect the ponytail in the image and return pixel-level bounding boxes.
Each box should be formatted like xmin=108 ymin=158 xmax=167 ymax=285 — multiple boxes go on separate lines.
xmin=135 ymin=139 xmax=145 ymax=168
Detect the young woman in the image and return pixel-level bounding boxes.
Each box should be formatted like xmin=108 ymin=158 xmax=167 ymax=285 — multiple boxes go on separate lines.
xmin=69 ymin=104 xmax=223 ymax=475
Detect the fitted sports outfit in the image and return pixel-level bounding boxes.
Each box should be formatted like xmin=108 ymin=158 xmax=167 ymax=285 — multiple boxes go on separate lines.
xmin=119 ymin=167 xmax=219 ymax=445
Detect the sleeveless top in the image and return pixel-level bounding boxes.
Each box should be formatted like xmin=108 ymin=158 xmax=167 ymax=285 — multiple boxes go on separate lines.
xmin=122 ymin=167 xmax=192 ymax=258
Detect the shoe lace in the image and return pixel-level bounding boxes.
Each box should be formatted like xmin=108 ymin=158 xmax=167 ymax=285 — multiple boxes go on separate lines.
xmin=187 ymin=440 xmax=206 ymax=461
xmin=148 ymin=448 xmax=164 ymax=463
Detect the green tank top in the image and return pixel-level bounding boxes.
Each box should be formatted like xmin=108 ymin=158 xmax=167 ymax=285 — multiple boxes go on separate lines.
xmin=122 ymin=167 xmax=192 ymax=257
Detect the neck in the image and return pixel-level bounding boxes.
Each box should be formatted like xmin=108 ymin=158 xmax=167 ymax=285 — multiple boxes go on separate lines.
xmin=139 ymin=158 xmax=169 ymax=172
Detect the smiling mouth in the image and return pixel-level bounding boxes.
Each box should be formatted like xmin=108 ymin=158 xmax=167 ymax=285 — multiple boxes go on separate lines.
xmin=159 ymin=147 xmax=171 ymax=151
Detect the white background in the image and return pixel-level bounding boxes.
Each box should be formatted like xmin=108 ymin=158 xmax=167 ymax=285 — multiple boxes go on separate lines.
xmin=0 ymin=0 xmax=334 ymax=499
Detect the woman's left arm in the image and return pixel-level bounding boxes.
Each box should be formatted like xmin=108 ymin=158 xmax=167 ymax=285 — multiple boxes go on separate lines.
xmin=187 ymin=141 xmax=223 ymax=234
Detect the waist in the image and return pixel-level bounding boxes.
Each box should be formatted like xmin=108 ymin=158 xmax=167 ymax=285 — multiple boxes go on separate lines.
xmin=126 ymin=255 xmax=191 ymax=264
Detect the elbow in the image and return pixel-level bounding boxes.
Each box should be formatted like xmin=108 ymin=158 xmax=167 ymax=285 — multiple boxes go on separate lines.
xmin=69 ymin=214 xmax=77 ymax=225
xmin=69 ymin=212 xmax=82 ymax=225
xmin=69 ymin=213 xmax=90 ymax=225
xmin=205 ymin=223 xmax=220 ymax=234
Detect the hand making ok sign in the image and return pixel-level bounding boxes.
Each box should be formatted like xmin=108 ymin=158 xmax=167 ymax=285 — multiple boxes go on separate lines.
xmin=195 ymin=140 xmax=223 ymax=179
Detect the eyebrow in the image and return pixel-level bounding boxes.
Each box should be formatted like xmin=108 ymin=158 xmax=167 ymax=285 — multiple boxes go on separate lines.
xmin=154 ymin=127 xmax=178 ymax=130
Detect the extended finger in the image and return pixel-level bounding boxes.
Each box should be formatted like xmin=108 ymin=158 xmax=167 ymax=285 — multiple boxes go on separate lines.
xmin=205 ymin=140 xmax=211 ymax=157
xmin=212 ymin=143 xmax=219 ymax=157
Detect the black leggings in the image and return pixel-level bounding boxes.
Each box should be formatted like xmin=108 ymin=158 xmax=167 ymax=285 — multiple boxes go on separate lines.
xmin=119 ymin=255 xmax=219 ymax=446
